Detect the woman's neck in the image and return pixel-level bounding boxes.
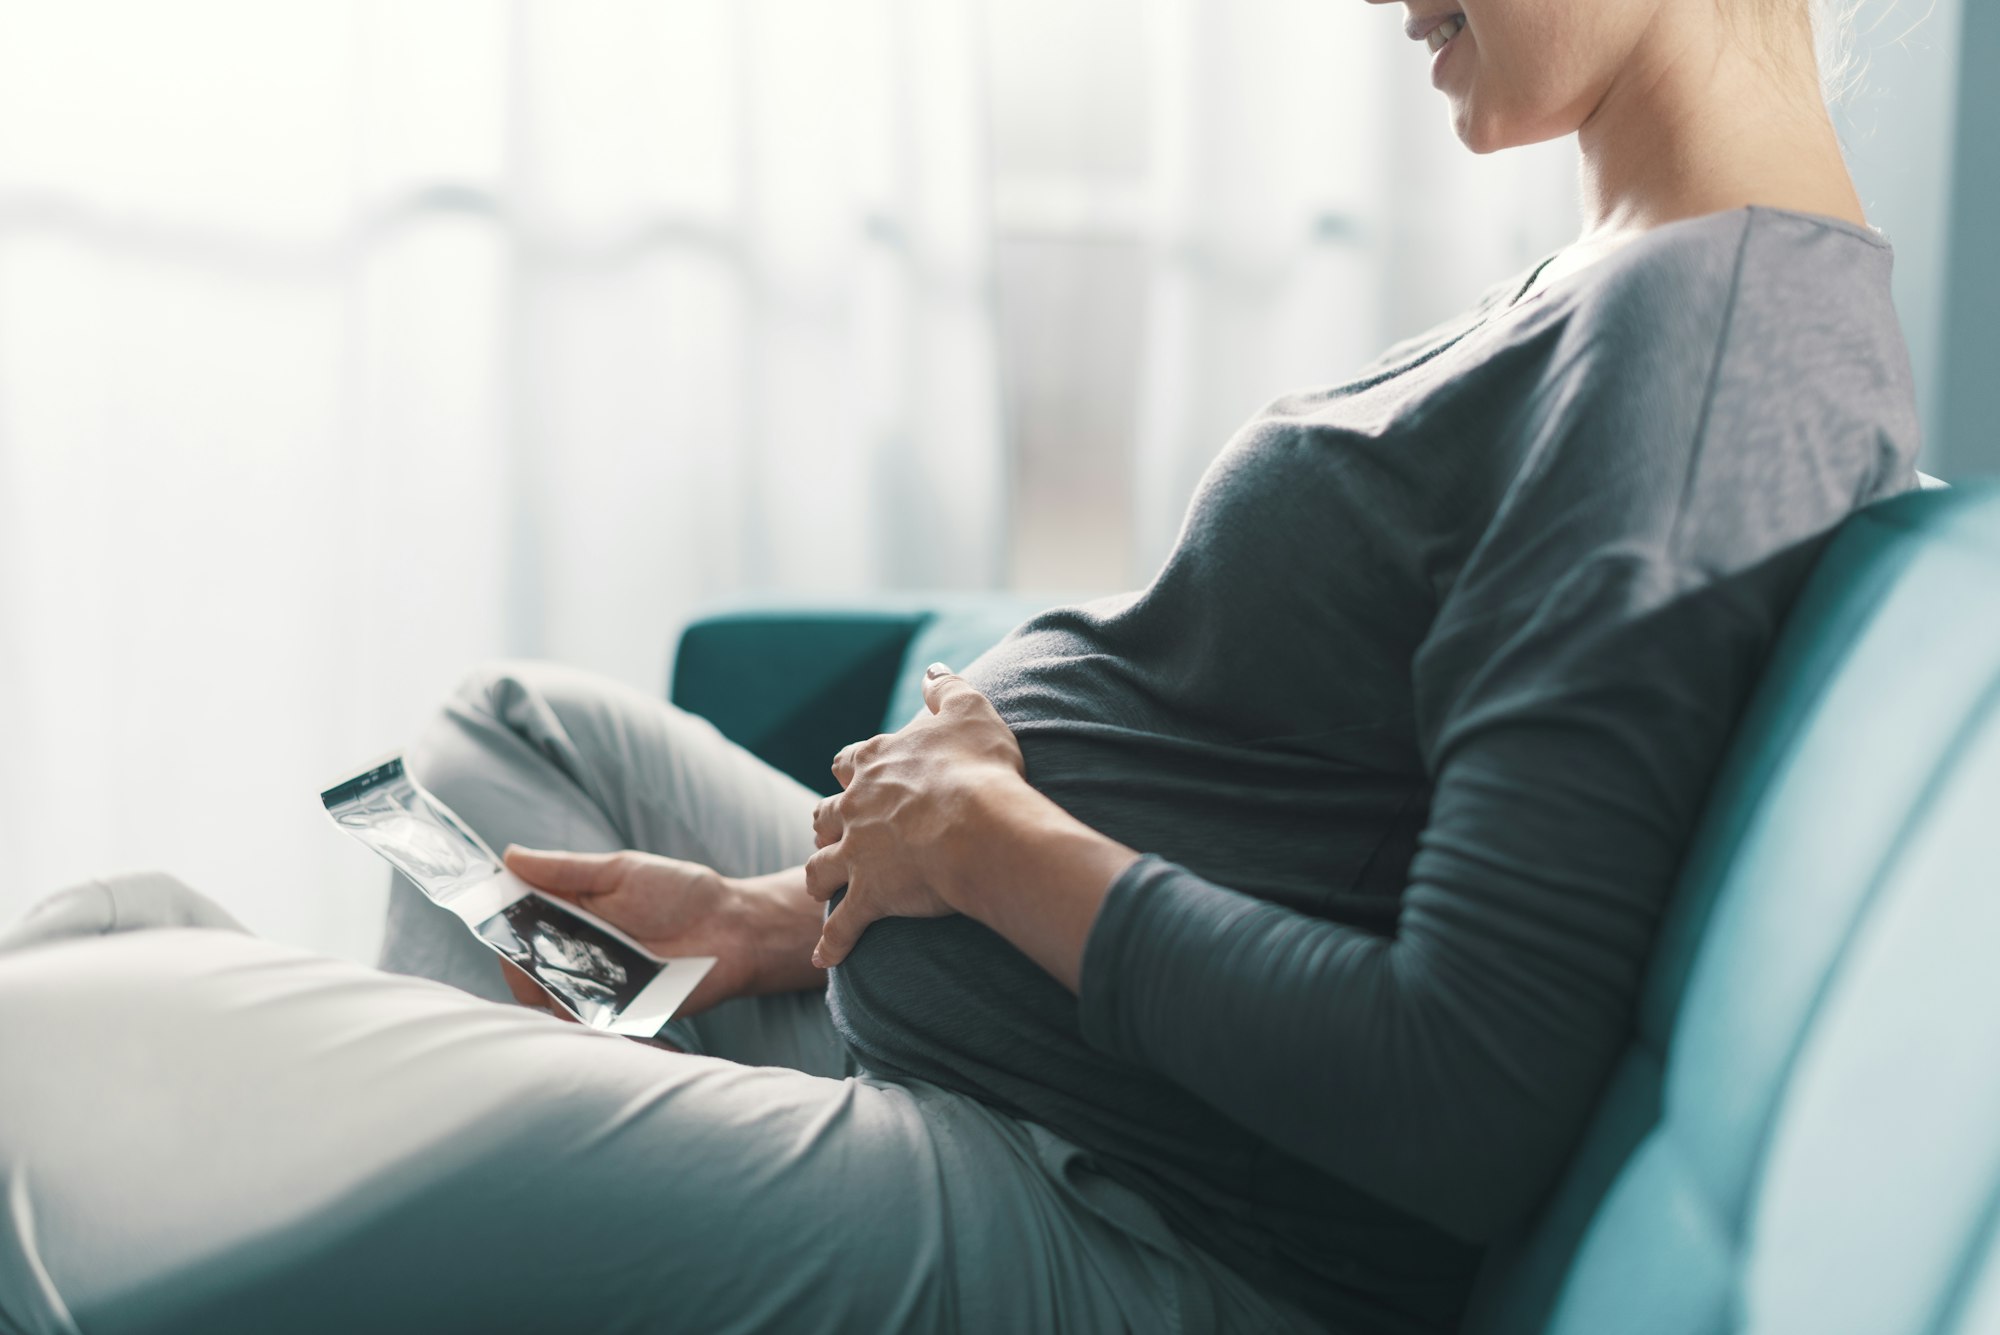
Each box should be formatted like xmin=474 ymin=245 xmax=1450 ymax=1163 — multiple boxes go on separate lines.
xmin=1573 ymin=5 xmax=1866 ymax=243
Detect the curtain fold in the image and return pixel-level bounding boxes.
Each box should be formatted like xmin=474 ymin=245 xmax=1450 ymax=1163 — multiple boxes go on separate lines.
xmin=0 ymin=0 xmax=1001 ymax=956
xmin=1129 ymin=0 xmax=1579 ymax=575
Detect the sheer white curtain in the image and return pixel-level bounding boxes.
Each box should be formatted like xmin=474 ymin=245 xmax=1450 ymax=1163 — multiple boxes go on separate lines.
xmin=0 ymin=0 xmax=1001 ymax=958
xmin=1129 ymin=0 xmax=1580 ymax=571
xmin=980 ymin=1 xmax=1583 ymax=592
xmin=0 ymin=0 xmax=1581 ymax=960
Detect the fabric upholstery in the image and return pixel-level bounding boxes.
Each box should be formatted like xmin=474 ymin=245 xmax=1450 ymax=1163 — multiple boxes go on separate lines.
xmin=670 ymin=595 xmax=1062 ymax=795
xmin=670 ymin=605 xmax=927 ymax=795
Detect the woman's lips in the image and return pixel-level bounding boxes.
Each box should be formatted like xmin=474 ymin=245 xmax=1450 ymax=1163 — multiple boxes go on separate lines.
xmin=1424 ymin=14 xmax=1467 ymax=53
xmin=1402 ymin=10 xmax=1464 ymax=44
xmin=1426 ymin=14 xmax=1467 ymax=88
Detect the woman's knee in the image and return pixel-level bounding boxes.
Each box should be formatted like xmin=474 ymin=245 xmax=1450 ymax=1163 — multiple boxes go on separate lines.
xmin=0 ymin=871 xmax=245 ymax=957
xmin=410 ymin=658 xmax=701 ymax=838
xmin=407 ymin=659 xmax=548 ymax=808
xmin=411 ymin=659 xmax=591 ymax=792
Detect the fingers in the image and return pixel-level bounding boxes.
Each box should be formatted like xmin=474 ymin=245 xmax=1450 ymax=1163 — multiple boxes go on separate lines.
xmin=811 ymin=795 xmax=844 ymax=850
xmin=500 ymin=959 xmax=576 ymax=1022
xmin=811 ymin=893 xmax=869 ymax=969
xmin=919 ymin=661 xmax=955 ymax=714
xmin=502 ymin=846 xmax=624 ymax=900
xmin=919 ymin=662 xmax=990 ymax=718
xmin=830 ymin=742 xmax=857 ymax=790
xmin=803 ymin=843 xmax=848 ymax=903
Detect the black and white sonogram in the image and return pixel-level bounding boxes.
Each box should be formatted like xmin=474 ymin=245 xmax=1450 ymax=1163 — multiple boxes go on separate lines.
xmin=322 ymin=752 xmax=715 ymax=1038
xmin=475 ymin=895 xmax=659 ymax=1027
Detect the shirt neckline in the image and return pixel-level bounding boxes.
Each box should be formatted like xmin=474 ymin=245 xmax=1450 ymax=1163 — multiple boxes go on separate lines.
xmin=1328 ymin=204 xmax=1892 ymax=399
xmin=1507 ymin=203 xmax=1891 ymax=313
xmin=1327 ymin=252 xmax=1559 ymax=397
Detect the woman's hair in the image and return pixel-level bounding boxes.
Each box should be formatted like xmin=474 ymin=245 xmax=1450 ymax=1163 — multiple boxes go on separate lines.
xmin=1743 ymin=0 xmax=1868 ymax=104
xmin=1810 ymin=0 xmax=1891 ymax=104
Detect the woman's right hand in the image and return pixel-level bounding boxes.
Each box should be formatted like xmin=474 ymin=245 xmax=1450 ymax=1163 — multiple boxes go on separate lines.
xmin=499 ymin=847 xmax=826 ymax=1018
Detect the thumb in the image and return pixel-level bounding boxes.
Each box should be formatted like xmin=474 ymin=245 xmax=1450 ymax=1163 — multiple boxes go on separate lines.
xmin=919 ymin=662 xmax=960 ymax=715
xmin=500 ymin=959 xmax=576 ymax=1021
xmin=811 ymin=893 xmax=868 ymax=969
xmin=502 ymin=846 xmax=620 ymax=901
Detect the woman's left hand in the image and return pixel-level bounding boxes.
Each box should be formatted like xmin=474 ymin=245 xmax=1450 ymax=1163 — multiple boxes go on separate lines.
xmin=804 ymin=664 xmax=1027 ymax=967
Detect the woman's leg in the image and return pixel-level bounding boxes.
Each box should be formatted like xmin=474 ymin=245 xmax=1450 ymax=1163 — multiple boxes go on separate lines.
xmin=0 ymin=870 xmax=248 ymax=952
xmin=0 ymin=876 xmax=1260 ymax=1335
xmin=379 ymin=660 xmax=842 ymax=1072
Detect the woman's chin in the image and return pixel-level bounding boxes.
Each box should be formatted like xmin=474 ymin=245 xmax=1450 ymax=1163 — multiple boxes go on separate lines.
xmin=1450 ymin=98 xmax=1577 ymax=157
xmin=1450 ymin=103 xmax=1510 ymax=156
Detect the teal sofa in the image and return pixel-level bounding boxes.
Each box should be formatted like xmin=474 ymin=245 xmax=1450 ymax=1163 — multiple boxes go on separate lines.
xmin=670 ymin=484 xmax=2000 ymax=1334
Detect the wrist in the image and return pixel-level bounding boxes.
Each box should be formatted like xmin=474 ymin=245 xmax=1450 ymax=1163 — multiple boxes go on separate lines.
xmin=932 ymin=777 xmax=1140 ymax=995
xmin=936 ymin=778 xmax=1138 ymax=921
xmin=725 ymin=867 xmax=827 ymax=995
xmin=931 ymin=777 xmax=1036 ymax=914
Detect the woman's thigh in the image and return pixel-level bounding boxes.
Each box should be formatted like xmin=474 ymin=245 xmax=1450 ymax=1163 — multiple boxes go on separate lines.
xmin=410 ymin=659 xmax=823 ymax=879
xmin=380 ymin=661 xmax=834 ymax=1063
xmin=0 ymin=921 xmax=1206 ymax=1335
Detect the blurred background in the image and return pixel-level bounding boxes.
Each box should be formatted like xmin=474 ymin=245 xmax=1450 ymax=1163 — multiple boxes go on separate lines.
xmin=0 ymin=0 xmax=1989 ymax=960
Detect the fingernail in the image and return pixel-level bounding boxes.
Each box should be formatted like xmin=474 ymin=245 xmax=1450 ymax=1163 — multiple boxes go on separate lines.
xmin=925 ymin=662 xmax=951 ymax=679
xmin=811 ymin=944 xmax=827 ymax=968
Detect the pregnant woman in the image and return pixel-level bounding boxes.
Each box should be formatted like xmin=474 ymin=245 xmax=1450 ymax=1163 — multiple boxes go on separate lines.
xmin=0 ymin=0 xmax=1918 ymax=1330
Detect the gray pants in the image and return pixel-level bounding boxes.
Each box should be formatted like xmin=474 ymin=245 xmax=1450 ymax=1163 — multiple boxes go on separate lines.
xmin=0 ymin=662 xmax=1315 ymax=1334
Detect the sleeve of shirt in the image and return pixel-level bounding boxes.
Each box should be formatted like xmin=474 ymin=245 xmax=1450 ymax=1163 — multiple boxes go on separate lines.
xmin=1074 ymin=216 xmax=1906 ymax=1241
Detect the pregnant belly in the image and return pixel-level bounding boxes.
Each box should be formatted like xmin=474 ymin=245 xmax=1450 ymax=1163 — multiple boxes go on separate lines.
xmin=823 ymin=905 xmax=1264 ymax=1179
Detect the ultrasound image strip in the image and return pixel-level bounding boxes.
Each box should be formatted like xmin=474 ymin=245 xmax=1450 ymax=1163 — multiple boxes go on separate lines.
xmin=319 ymin=755 xmax=409 ymax=811
xmin=323 ymin=750 xmax=716 ymax=1037
xmin=476 ymin=896 xmax=658 ymax=1023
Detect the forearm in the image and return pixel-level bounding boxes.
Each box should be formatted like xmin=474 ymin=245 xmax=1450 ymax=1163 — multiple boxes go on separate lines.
xmin=728 ymin=866 xmax=829 ymax=995
xmin=934 ymin=782 xmax=1142 ymax=994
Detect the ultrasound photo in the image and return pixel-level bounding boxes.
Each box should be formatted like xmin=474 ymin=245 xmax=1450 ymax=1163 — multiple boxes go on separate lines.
xmin=474 ymin=895 xmax=658 ymax=1028
xmin=323 ymin=751 xmax=715 ymax=1038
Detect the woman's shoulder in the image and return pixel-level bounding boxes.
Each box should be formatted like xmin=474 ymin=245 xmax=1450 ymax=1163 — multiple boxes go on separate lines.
xmin=1548 ymin=206 xmax=1902 ymax=362
xmin=1529 ymin=205 xmax=1915 ymax=457
xmin=1517 ymin=206 xmax=1921 ymax=561
xmin=1335 ymin=207 xmax=1894 ymax=399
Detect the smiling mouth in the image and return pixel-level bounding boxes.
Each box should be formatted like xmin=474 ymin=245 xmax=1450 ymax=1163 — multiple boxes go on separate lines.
xmin=1425 ymin=14 xmax=1466 ymax=53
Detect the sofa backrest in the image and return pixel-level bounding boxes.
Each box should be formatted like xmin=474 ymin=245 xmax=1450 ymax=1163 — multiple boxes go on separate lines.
xmin=670 ymin=595 xmax=1059 ymax=797
xmin=1463 ymin=485 xmax=2000 ymax=1334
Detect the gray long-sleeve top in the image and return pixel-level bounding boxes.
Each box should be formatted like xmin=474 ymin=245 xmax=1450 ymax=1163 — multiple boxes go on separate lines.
xmin=825 ymin=206 xmax=1921 ymax=1332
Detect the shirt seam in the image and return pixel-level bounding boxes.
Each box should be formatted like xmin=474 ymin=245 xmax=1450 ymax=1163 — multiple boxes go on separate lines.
xmin=1742 ymin=201 xmax=1891 ymax=250
xmin=1666 ymin=209 xmax=1755 ymax=560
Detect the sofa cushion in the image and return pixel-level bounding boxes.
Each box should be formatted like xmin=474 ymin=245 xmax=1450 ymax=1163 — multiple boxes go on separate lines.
xmin=1465 ymin=485 xmax=2000 ymax=1334
xmin=879 ymin=597 xmax=1057 ymax=731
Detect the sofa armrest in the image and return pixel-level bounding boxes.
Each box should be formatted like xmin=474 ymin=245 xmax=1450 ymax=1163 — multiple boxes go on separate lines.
xmin=668 ymin=593 xmax=1069 ymax=796
xmin=670 ymin=605 xmax=929 ymax=796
